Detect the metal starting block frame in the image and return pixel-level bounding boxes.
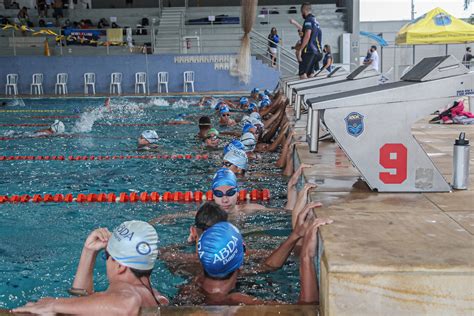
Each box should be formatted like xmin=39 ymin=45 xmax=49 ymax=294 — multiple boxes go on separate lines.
xmin=283 ymin=66 xmax=349 ymax=101
xmin=293 ymin=65 xmax=392 ymax=120
xmin=305 ymin=55 xmax=472 ymax=192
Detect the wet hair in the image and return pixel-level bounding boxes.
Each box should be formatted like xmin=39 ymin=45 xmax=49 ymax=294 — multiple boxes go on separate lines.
xmin=371 ymin=45 xmax=377 ymax=50
xmin=195 ymin=202 xmax=228 ymax=231
xmin=301 ymin=2 xmax=312 ymax=13
xmin=199 ymin=116 xmax=211 ymax=130
xmin=204 ymin=269 xmax=235 ymax=280
xmin=130 ymin=268 xmax=153 ymax=278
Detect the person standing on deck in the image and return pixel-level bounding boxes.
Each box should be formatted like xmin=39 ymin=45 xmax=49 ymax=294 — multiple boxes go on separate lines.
xmin=297 ymin=3 xmax=323 ymax=79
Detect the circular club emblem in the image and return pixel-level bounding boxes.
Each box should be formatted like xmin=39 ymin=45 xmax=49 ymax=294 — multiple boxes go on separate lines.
xmin=136 ymin=241 xmax=151 ymax=255
xmin=434 ymin=14 xmax=451 ymax=26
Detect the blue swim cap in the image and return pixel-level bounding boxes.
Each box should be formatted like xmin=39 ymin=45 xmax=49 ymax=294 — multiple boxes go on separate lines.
xmin=239 ymin=97 xmax=248 ymax=105
xmin=214 ymin=101 xmax=225 ymax=111
xmin=258 ymin=92 xmax=265 ymax=99
xmin=220 ymin=107 xmax=230 ymax=115
xmin=259 ymin=99 xmax=270 ymax=108
xmin=247 ymin=103 xmax=257 ymax=113
xmin=224 ymin=149 xmax=248 ymax=170
xmin=251 ymin=88 xmax=259 ymax=94
xmin=205 ymin=100 xmax=212 ymax=107
xmin=223 ymin=139 xmax=246 ymax=155
xmin=198 ymin=222 xmax=244 ymax=278
xmin=264 ymin=89 xmax=271 ymax=96
xmin=212 ymin=168 xmax=237 ymax=190
xmin=242 ymin=122 xmax=255 ymax=134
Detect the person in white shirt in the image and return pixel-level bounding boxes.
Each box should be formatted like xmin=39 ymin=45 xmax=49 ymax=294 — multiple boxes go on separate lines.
xmin=364 ymin=45 xmax=379 ymax=72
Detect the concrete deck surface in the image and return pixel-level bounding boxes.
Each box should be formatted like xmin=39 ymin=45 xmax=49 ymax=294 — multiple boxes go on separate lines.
xmin=292 ymin=113 xmax=474 ymax=315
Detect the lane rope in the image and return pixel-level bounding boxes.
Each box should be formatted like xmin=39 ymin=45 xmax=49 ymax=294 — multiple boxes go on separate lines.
xmin=0 ymin=190 xmax=270 ymax=203
xmin=0 ymin=154 xmax=210 ymax=161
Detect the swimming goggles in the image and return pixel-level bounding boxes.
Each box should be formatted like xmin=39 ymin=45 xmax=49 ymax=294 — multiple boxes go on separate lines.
xmin=212 ymin=188 xmax=238 ymax=198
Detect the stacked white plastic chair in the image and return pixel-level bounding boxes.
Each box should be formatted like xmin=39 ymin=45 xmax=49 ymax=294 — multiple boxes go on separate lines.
xmin=110 ymin=72 xmax=122 ymax=95
xmin=157 ymin=72 xmax=169 ymax=93
xmin=55 ymin=73 xmax=68 ymax=95
xmin=5 ymin=74 xmax=18 ymax=95
xmin=135 ymin=72 xmax=147 ymax=94
xmin=183 ymin=71 xmax=195 ymax=92
xmin=31 ymin=73 xmax=43 ymax=95
xmin=84 ymin=73 xmax=96 ymax=95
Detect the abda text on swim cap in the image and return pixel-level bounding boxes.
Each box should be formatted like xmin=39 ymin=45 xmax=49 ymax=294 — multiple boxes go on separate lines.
xmin=215 ymin=236 xmax=239 ymax=265
xmin=114 ymin=224 xmax=135 ymax=242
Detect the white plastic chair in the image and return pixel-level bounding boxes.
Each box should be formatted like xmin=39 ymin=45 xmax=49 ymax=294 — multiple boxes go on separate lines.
xmin=31 ymin=73 xmax=44 ymax=95
xmin=183 ymin=71 xmax=195 ymax=92
xmin=157 ymin=72 xmax=169 ymax=93
xmin=84 ymin=73 xmax=96 ymax=95
xmin=55 ymin=73 xmax=68 ymax=95
xmin=110 ymin=72 xmax=122 ymax=95
xmin=5 ymin=74 xmax=18 ymax=95
xmin=135 ymin=72 xmax=147 ymax=94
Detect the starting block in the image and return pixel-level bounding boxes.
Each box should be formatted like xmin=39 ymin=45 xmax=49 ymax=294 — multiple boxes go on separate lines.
xmin=293 ymin=65 xmax=393 ymax=120
xmin=305 ymin=55 xmax=473 ymax=192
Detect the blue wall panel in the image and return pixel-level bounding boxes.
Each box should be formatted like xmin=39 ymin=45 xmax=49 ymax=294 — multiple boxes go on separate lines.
xmin=0 ymin=55 xmax=280 ymax=95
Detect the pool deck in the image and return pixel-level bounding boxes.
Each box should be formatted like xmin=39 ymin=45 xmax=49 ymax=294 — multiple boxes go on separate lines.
xmin=290 ymin=108 xmax=474 ymax=315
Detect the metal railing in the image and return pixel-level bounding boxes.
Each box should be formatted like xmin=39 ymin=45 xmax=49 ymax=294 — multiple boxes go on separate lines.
xmin=250 ymin=29 xmax=299 ymax=75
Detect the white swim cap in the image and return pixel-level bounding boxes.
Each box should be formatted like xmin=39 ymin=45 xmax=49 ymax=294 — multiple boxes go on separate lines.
xmin=224 ymin=148 xmax=248 ymax=170
xmin=141 ymin=130 xmax=159 ymax=144
xmin=241 ymin=115 xmax=251 ymax=125
xmin=107 ymin=221 xmax=159 ymax=271
xmin=249 ymin=112 xmax=261 ymax=121
xmin=250 ymin=117 xmax=263 ymax=127
xmin=50 ymin=120 xmax=65 ymax=134
xmin=240 ymin=132 xmax=256 ymax=152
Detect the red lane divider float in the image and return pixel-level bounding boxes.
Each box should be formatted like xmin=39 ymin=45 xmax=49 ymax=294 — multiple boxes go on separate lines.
xmin=0 ymin=123 xmax=50 ymax=127
xmin=0 ymin=154 xmax=209 ymax=161
xmin=0 ymin=190 xmax=270 ymax=204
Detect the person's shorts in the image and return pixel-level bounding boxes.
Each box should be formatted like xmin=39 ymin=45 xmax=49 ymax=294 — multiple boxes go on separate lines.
xmin=299 ymin=52 xmax=317 ymax=76
xmin=269 ymin=47 xmax=277 ymax=55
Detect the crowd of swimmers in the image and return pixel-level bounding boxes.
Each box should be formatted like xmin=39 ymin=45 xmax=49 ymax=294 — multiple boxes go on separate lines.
xmin=13 ymin=88 xmax=332 ymax=315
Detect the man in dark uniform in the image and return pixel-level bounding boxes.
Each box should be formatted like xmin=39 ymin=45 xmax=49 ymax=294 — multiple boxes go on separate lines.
xmin=297 ymin=2 xmax=323 ymax=79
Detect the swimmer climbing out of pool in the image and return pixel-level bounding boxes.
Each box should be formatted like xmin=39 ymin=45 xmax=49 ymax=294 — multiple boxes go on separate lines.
xmin=13 ymin=221 xmax=168 ymax=315
xmin=34 ymin=120 xmax=65 ymax=135
xmin=138 ymin=130 xmax=159 ymax=151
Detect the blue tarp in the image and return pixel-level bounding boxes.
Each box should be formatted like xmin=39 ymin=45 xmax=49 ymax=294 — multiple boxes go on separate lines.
xmin=360 ymin=31 xmax=388 ymax=46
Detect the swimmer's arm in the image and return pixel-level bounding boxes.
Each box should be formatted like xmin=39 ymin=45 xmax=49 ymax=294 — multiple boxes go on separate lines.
xmin=13 ymin=289 xmax=143 ymax=315
xmin=72 ymin=228 xmax=111 ymax=295
xmin=240 ymin=203 xmax=277 ymax=213
xmin=260 ymin=231 xmax=300 ymax=272
xmin=219 ymin=131 xmax=241 ymax=137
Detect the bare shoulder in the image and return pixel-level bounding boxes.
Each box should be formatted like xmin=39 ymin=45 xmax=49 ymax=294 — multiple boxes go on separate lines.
xmin=239 ymin=203 xmax=271 ymax=213
xmin=227 ymin=292 xmax=265 ymax=305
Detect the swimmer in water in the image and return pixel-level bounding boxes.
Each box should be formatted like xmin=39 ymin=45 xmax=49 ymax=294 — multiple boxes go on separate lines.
xmin=34 ymin=120 xmax=65 ymax=136
xmin=222 ymin=148 xmax=247 ymax=177
xmin=13 ymin=221 xmax=169 ymax=315
xmin=196 ymin=213 xmax=332 ymax=305
xmin=165 ymin=113 xmax=193 ymax=125
xmin=204 ymin=128 xmax=220 ymax=149
xmin=239 ymin=97 xmax=249 ymax=110
xmin=250 ymin=87 xmax=260 ymax=100
xmin=240 ymin=132 xmax=257 ymax=160
xmin=211 ymin=168 xmax=270 ymax=215
xmin=219 ymin=107 xmax=236 ymax=127
xmin=138 ymin=130 xmax=159 ymax=151
xmin=197 ymin=116 xmax=212 ymax=140
xmin=223 ymin=139 xmax=246 ymax=155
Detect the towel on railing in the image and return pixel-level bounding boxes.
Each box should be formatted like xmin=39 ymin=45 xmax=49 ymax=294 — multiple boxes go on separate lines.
xmin=106 ymin=28 xmax=123 ymax=44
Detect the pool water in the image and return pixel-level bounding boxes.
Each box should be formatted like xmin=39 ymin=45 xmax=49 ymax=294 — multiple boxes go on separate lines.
xmin=0 ymin=97 xmax=296 ymax=309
